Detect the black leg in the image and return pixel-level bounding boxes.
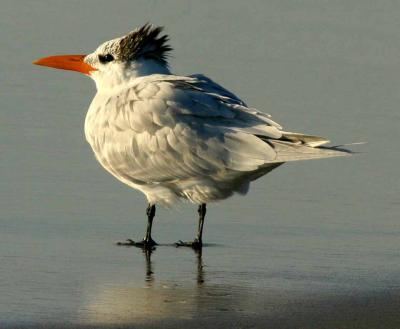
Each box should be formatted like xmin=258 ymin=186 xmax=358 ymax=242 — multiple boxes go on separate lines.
xmin=196 ymin=203 xmax=206 ymax=244
xmin=117 ymin=204 xmax=157 ymax=248
xmin=144 ymin=204 xmax=156 ymax=243
xmin=176 ymin=203 xmax=206 ymax=249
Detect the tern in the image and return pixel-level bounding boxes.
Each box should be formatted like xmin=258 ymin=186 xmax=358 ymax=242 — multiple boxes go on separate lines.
xmin=33 ymin=24 xmax=350 ymax=248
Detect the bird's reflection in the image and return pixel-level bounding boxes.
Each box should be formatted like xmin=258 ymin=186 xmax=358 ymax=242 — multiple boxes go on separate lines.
xmin=81 ymin=246 xmax=391 ymax=328
xmin=142 ymin=248 xmax=155 ymax=284
xmin=195 ymin=248 xmax=204 ymax=285
xmin=82 ymin=246 xmax=254 ymax=325
xmin=141 ymin=246 xmax=204 ymax=285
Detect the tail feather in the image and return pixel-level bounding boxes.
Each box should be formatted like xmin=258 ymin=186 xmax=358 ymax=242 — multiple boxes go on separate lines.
xmin=281 ymin=131 xmax=330 ymax=147
xmin=268 ymin=140 xmax=351 ymax=163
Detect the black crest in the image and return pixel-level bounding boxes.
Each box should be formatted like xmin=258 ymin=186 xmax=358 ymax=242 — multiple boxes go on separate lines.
xmin=118 ymin=24 xmax=172 ymax=65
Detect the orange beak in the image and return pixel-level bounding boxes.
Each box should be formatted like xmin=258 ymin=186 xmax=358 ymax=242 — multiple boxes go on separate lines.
xmin=33 ymin=54 xmax=96 ymax=75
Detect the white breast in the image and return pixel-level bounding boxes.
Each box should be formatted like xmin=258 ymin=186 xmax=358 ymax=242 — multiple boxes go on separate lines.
xmin=84 ymin=86 xmax=185 ymax=205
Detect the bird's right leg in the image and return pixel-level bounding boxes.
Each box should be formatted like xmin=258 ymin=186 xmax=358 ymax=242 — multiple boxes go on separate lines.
xmin=176 ymin=203 xmax=206 ymax=249
xmin=117 ymin=204 xmax=158 ymax=248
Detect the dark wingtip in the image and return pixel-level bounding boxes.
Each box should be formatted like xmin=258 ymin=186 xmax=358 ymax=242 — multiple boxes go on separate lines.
xmin=320 ymin=142 xmax=367 ymax=154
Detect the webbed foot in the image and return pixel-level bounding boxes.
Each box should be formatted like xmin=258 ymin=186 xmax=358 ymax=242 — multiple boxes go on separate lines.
xmin=175 ymin=239 xmax=202 ymax=249
xmin=117 ymin=238 xmax=158 ymax=248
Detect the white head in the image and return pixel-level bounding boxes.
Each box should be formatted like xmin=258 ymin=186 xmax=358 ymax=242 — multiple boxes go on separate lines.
xmin=33 ymin=24 xmax=172 ymax=92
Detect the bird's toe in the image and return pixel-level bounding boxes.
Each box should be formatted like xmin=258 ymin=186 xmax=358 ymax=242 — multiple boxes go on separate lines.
xmin=175 ymin=239 xmax=202 ymax=249
xmin=116 ymin=238 xmax=157 ymax=248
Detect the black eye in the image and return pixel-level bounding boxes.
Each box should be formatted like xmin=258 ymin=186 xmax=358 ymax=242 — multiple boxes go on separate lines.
xmin=98 ymin=54 xmax=114 ymax=64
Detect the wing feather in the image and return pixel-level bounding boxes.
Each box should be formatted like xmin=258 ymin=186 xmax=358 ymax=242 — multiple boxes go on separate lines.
xmin=91 ymin=74 xmax=281 ymax=185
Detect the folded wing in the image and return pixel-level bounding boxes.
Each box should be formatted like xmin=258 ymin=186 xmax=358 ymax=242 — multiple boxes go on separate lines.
xmin=92 ymin=74 xmax=348 ymax=188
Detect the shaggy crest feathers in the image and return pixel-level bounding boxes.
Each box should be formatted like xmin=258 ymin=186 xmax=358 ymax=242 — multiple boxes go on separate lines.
xmin=118 ymin=24 xmax=172 ymax=65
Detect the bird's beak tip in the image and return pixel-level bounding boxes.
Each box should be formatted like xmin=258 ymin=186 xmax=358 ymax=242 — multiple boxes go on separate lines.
xmin=32 ymin=54 xmax=96 ymax=75
xmin=32 ymin=58 xmax=46 ymax=66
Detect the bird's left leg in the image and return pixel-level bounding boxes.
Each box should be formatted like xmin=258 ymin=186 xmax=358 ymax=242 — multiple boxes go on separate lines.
xmin=117 ymin=204 xmax=158 ymax=248
xmin=176 ymin=203 xmax=206 ymax=249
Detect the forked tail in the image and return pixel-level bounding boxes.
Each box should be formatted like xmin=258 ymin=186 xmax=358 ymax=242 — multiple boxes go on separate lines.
xmin=262 ymin=131 xmax=356 ymax=163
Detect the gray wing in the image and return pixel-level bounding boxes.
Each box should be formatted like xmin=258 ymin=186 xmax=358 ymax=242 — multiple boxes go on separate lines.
xmin=97 ymin=74 xmax=283 ymax=185
xmin=188 ymin=73 xmax=247 ymax=106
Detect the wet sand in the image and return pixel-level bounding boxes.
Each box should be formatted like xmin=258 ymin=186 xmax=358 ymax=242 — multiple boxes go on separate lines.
xmin=2 ymin=247 xmax=400 ymax=329
xmin=4 ymin=287 xmax=400 ymax=328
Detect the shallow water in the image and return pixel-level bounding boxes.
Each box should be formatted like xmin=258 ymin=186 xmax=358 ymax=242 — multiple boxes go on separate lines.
xmin=1 ymin=1 xmax=400 ymax=328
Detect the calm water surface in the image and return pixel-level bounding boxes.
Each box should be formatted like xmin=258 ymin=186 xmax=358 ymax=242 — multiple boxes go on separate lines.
xmin=1 ymin=1 xmax=400 ymax=328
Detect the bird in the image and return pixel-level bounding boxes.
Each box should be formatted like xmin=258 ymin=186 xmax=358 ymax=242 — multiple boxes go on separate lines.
xmin=33 ymin=24 xmax=350 ymax=249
